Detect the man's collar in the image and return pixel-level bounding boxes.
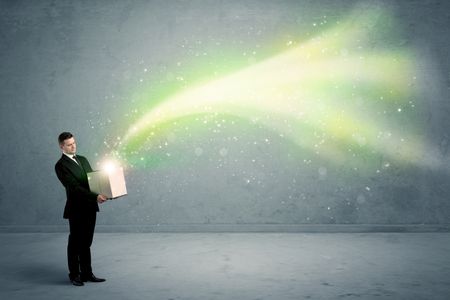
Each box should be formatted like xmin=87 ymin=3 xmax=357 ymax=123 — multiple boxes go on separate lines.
xmin=63 ymin=152 xmax=76 ymax=159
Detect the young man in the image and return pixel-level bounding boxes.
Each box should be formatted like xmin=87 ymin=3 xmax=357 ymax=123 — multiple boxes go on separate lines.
xmin=55 ymin=132 xmax=108 ymax=286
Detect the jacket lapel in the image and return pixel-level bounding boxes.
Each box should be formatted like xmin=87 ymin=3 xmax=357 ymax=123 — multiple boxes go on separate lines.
xmin=61 ymin=154 xmax=85 ymax=178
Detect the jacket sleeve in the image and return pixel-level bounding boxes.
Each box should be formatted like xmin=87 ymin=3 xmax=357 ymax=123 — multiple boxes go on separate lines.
xmin=55 ymin=162 xmax=98 ymax=202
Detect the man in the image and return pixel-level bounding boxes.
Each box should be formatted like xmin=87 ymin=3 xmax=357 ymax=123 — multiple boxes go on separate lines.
xmin=55 ymin=132 xmax=108 ymax=286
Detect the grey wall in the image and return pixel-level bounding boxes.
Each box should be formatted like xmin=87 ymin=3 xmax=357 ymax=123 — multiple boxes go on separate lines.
xmin=1 ymin=0 xmax=449 ymax=227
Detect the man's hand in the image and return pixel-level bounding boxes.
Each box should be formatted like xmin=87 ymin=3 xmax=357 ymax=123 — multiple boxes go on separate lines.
xmin=97 ymin=194 xmax=108 ymax=203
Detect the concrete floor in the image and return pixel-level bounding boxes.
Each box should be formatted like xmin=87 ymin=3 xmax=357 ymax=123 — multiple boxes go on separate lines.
xmin=0 ymin=233 xmax=449 ymax=300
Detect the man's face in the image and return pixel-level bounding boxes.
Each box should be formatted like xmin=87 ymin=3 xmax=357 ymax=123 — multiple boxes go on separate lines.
xmin=60 ymin=137 xmax=76 ymax=155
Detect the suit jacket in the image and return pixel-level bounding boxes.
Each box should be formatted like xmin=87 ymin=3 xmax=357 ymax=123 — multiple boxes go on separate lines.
xmin=55 ymin=154 xmax=99 ymax=219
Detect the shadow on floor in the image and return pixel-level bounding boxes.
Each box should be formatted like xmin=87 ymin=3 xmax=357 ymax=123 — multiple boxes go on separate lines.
xmin=14 ymin=263 xmax=68 ymax=286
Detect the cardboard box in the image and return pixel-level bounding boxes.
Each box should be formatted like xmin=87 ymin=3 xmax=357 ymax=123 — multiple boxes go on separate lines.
xmin=88 ymin=167 xmax=127 ymax=199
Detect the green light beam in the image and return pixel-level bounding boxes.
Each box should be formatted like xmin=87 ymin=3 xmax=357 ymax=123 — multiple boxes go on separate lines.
xmin=115 ymin=4 xmax=434 ymax=170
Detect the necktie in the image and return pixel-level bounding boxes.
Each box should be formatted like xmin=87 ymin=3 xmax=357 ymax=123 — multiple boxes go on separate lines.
xmin=73 ymin=155 xmax=85 ymax=172
xmin=73 ymin=155 xmax=80 ymax=165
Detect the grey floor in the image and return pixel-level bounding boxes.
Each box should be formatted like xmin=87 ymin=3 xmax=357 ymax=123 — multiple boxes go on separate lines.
xmin=0 ymin=233 xmax=449 ymax=300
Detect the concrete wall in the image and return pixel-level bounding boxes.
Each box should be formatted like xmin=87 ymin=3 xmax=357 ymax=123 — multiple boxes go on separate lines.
xmin=1 ymin=0 xmax=449 ymax=228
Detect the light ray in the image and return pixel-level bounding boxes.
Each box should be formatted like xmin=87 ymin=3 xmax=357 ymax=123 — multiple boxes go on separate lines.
xmin=115 ymin=4 xmax=432 ymax=170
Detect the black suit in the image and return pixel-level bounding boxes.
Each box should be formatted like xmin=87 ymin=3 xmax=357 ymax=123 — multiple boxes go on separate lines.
xmin=55 ymin=154 xmax=99 ymax=278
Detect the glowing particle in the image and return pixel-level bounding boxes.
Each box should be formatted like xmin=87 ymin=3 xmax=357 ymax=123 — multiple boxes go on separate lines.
xmin=318 ymin=167 xmax=327 ymax=176
xmin=167 ymin=133 xmax=176 ymax=142
xmin=195 ymin=147 xmax=203 ymax=156
xmin=219 ymin=148 xmax=228 ymax=156
xmin=356 ymin=194 xmax=366 ymax=204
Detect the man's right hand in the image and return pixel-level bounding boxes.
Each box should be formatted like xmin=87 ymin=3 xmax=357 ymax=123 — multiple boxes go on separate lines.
xmin=97 ymin=194 xmax=108 ymax=203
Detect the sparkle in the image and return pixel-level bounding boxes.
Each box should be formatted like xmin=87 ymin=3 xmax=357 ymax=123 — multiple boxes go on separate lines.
xmin=195 ymin=147 xmax=203 ymax=156
xmin=219 ymin=148 xmax=228 ymax=156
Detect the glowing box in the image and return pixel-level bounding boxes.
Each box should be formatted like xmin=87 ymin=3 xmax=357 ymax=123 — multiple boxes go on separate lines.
xmin=87 ymin=167 xmax=127 ymax=199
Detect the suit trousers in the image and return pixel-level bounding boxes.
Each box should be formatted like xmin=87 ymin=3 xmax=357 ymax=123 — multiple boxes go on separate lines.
xmin=67 ymin=211 xmax=97 ymax=278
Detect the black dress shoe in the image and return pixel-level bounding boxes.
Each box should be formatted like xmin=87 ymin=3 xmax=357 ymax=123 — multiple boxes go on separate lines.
xmin=70 ymin=275 xmax=84 ymax=286
xmin=81 ymin=274 xmax=106 ymax=282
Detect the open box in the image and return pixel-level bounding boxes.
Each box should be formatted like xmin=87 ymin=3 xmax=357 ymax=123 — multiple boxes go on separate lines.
xmin=88 ymin=166 xmax=127 ymax=199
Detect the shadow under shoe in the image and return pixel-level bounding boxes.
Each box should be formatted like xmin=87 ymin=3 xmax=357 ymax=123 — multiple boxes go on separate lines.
xmin=81 ymin=274 xmax=106 ymax=282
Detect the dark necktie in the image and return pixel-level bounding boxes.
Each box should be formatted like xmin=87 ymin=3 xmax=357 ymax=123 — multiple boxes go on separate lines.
xmin=73 ymin=155 xmax=80 ymax=165
xmin=73 ymin=155 xmax=85 ymax=173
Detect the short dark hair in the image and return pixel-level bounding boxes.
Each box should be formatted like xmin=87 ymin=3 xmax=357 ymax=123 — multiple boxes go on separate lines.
xmin=58 ymin=132 xmax=73 ymax=145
